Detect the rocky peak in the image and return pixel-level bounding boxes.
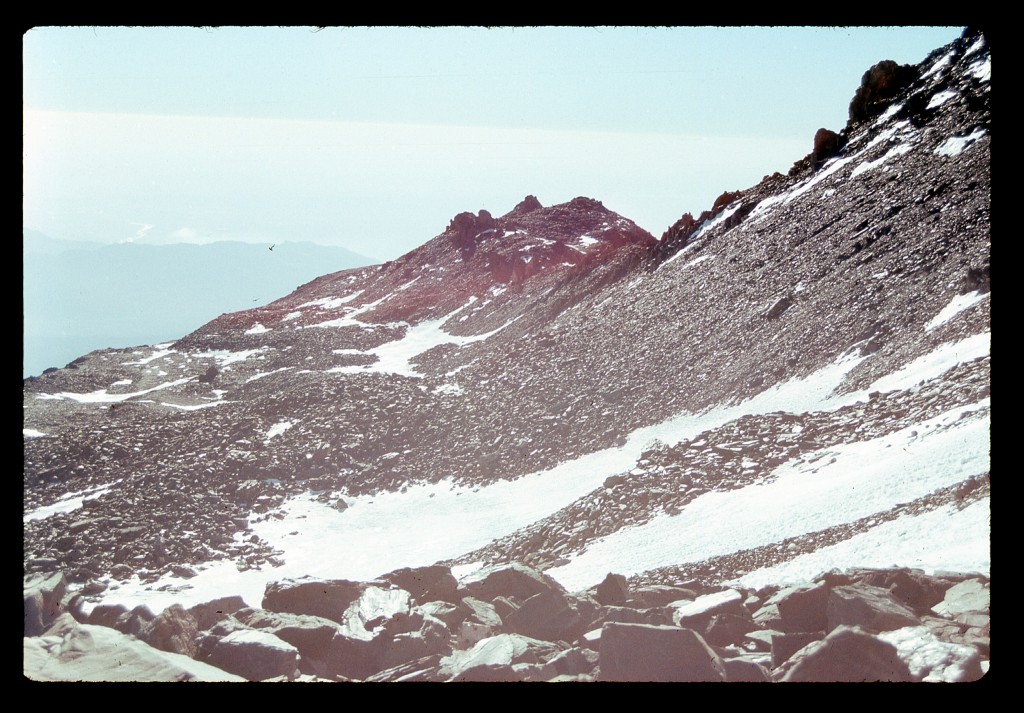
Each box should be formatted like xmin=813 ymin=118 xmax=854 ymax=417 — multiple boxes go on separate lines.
xmin=503 ymin=195 xmax=543 ymax=218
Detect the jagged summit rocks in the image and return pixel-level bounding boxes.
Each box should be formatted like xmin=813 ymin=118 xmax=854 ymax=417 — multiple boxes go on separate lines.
xmin=178 ymin=194 xmax=654 ymax=344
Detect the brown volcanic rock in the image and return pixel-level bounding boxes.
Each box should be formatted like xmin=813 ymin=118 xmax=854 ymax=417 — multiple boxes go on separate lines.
xmin=598 ymin=623 xmax=726 ymax=682
xmin=849 ymin=59 xmax=920 ymax=122
xmin=178 ymin=195 xmax=655 ymax=341
xmin=775 ymin=625 xmax=914 ymax=682
xmin=262 ymin=577 xmax=368 ymax=625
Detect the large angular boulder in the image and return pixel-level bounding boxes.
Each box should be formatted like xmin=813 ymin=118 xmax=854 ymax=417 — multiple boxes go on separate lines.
xmin=24 ymin=571 xmax=67 ymax=636
xmin=138 ymin=604 xmax=199 ymax=658
xmin=438 ymin=633 xmax=563 ymax=681
xmin=827 ymin=583 xmax=922 ymax=632
xmin=671 ymin=589 xmax=746 ymax=631
xmin=504 ymin=589 xmax=584 ymax=643
xmin=931 ymin=578 xmax=989 ymax=617
xmin=188 ymin=595 xmax=248 ymax=631
xmin=262 ymin=576 xmax=367 ymax=624
xmin=25 ymin=614 xmax=243 ymax=682
xmin=204 ymin=628 xmax=300 ymax=681
xmin=235 ymin=608 xmax=340 ymax=671
xmin=772 ymin=631 xmax=826 ymax=669
xmin=379 ymin=565 xmax=459 ymax=604
xmin=459 ymin=562 xmax=565 ymax=602
xmin=775 ymin=582 xmax=829 ymax=633
xmin=879 ymin=625 xmax=984 ymax=682
xmin=324 ymin=585 xmax=415 ymax=680
xmin=87 ymin=603 xmax=129 ymax=629
xmin=593 ymin=573 xmax=629 ymax=606
xmin=597 ymin=623 xmax=726 ymax=682
xmin=722 ymin=656 xmax=771 ymax=682
xmin=852 ymin=568 xmax=951 ymax=613
xmin=775 ymin=625 xmax=914 ymax=682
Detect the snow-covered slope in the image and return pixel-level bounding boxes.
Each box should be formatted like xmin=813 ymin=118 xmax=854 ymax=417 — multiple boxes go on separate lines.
xmin=24 ymin=30 xmax=989 ymax=682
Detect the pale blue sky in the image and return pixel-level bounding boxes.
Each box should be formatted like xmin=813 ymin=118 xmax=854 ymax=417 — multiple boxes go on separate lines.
xmin=23 ymin=26 xmax=963 ymax=260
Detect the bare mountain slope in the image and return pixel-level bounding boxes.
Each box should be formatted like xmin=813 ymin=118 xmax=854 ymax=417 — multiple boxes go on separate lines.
xmin=24 ymin=29 xmax=989 ymax=682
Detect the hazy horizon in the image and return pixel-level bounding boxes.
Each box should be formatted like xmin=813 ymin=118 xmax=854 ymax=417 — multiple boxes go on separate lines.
xmin=24 ymin=26 xmax=964 ymax=261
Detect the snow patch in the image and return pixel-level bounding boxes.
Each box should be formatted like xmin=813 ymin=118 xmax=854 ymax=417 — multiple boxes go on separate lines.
xmin=34 ymin=378 xmax=193 ymax=404
xmin=193 ymin=348 xmax=266 ymax=366
xmin=245 ymin=367 xmax=294 ymax=383
xmin=850 ymin=143 xmax=915 ymax=178
xmin=244 ymin=323 xmax=269 ymax=335
xmin=125 ymin=348 xmax=175 ymax=366
xmin=299 ymin=290 xmax=365 ymax=310
xmin=736 ymin=499 xmax=989 ymax=591
xmin=264 ymin=420 xmax=296 ymax=442
xmin=549 ymin=403 xmax=990 ymax=590
xmin=927 ymin=90 xmax=958 ymax=110
xmin=920 ymin=52 xmax=953 ymax=80
xmin=934 ymin=128 xmax=986 ymax=157
xmin=967 ymin=58 xmax=991 ymax=82
xmin=23 ymin=429 xmax=47 ymax=438
xmin=328 ymin=300 xmax=519 ymax=378
xmin=25 ymin=481 xmax=122 ymax=523
xmin=924 ymin=291 xmax=989 ymax=332
xmin=868 ymin=332 xmax=990 ymax=394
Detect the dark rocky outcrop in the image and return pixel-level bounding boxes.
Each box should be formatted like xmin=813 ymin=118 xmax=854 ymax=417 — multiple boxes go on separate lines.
xmin=849 ymin=60 xmax=920 ymax=122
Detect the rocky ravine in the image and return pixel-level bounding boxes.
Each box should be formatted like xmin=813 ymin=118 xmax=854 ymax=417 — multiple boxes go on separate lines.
xmin=24 ymin=30 xmax=990 ymax=681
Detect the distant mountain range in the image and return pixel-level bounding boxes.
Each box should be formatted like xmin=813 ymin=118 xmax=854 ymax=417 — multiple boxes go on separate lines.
xmin=23 ymin=233 xmax=376 ymax=377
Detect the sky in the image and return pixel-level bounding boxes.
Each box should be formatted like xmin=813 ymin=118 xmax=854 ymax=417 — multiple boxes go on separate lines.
xmin=23 ymin=26 xmax=965 ymax=262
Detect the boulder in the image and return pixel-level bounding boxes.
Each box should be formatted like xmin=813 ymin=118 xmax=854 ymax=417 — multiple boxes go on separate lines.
xmin=438 ymin=633 xmax=563 ymax=681
xmin=704 ymin=612 xmax=756 ymax=648
xmin=138 ymin=604 xmax=199 ymax=658
xmin=205 ymin=628 xmax=300 ymax=681
xmin=671 ymin=589 xmax=746 ymax=631
xmin=931 ymin=578 xmax=989 ymax=617
xmin=188 ymin=595 xmax=248 ymax=631
xmin=24 ymin=571 xmax=67 ymax=636
xmin=548 ymin=646 xmax=599 ymax=677
xmin=262 ymin=576 xmax=367 ymax=624
xmin=771 ymin=631 xmax=825 ymax=669
xmin=87 ymin=603 xmax=129 ymax=629
xmin=775 ymin=625 xmax=914 ymax=682
xmin=459 ymin=562 xmax=566 ymax=602
xmin=235 ymin=608 xmax=340 ymax=671
xmin=723 ymin=656 xmax=771 ymax=682
xmin=593 ymin=572 xmax=629 ymax=606
xmin=827 ymin=584 xmax=922 ymax=633
xmin=113 ymin=604 xmax=156 ymax=638
xmin=878 ymin=626 xmax=984 ymax=682
xmin=504 ymin=589 xmax=584 ymax=643
xmin=852 ymin=568 xmax=950 ymax=613
xmin=775 ymin=581 xmax=829 ymax=632
xmin=597 ymin=623 xmax=726 ymax=682
xmin=365 ymin=654 xmax=447 ymax=682
xmin=632 ymin=584 xmax=697 ymax=608
xmin=379 ymin=564 xmax=459 ymax=604
xmin=25 ymin=614 xmax=243 ymax=682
